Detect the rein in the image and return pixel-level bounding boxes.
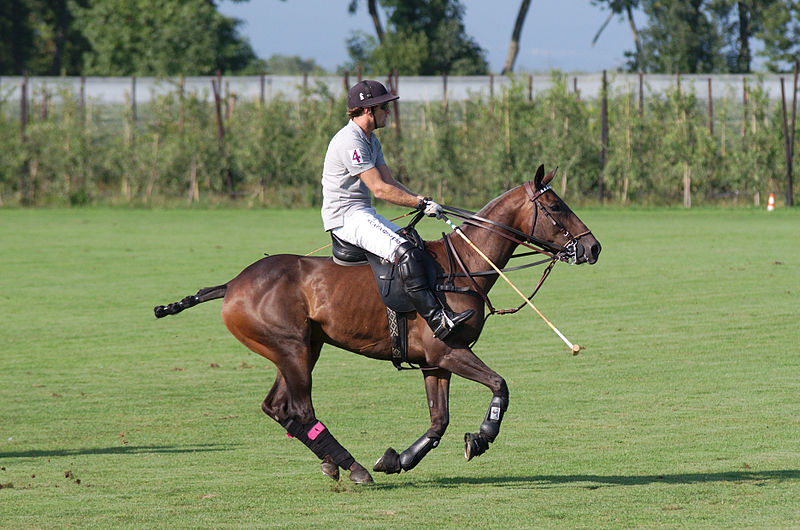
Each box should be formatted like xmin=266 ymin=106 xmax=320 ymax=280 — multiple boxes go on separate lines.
xmin=436 ymin=180 xmax=589 ymax=317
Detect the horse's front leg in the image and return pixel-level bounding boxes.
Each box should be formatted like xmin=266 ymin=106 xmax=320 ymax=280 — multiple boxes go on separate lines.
xmin=438 ymin=346 xmax=509 ymax=460
xmin=373 ymin=368 xmax=451 ymax=474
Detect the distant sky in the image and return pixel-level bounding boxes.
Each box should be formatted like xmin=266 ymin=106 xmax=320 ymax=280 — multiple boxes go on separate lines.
xmin=217 ymin=0 xmax=644 ymax=73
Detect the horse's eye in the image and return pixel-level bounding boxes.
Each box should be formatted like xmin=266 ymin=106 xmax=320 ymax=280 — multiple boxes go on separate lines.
xmin=548 ymin=201 xmax=562 ymax=212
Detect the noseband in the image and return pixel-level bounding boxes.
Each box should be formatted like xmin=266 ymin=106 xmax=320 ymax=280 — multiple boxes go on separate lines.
xmin=523 ymin=181 xmax=593 ymax=264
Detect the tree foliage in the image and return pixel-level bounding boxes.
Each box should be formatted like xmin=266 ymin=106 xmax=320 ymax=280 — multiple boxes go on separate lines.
xmin=347 ymin=0 xmax=488 ymax=75
xmin=633 ymin=0 xmax=725 ymax=73
xmin=619 ymin=0 xmax=799 ymax=73
xmin=0 ymin=0 xmax=89 ymax=75
xmin=264 ymin=54 xmax=327 ymax=75
xmin=756 ymin=0 xmax=800 ymax=71
xmin=0 ymin=0 xmax=261 ymax=76
xmin=72 ymin=0 xmax=263 ymax=76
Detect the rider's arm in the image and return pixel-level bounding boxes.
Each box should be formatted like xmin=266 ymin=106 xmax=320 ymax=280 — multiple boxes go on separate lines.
xmin=358 ymin=165 xmax=423 ymax=209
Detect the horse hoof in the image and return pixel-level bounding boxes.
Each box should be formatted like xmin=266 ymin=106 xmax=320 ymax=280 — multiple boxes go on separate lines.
xmin=464 ymin=432 xmax=490 ymax=461
xmin=320 ymin=456 xmax=339 ymax=481
xmin=373 ymin=447 xmax=401 ymax=474
xmin=348 ymin=462 xmax=374 ymax=484
xmin=154 ymin=305 xmax=167 ymax=318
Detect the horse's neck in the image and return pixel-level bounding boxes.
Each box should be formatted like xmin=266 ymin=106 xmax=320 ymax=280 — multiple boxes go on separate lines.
xmin=454 ymin=191 xmax=525 ymax=291
xmin=456 ymin=224 xmax=518 ymax=288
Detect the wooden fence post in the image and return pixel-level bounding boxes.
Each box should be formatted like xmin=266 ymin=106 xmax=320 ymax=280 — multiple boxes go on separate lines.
xmin=20 ymin=73 xmax=30 ymax=204
xmin=80 ymin=76 xmax=86 ymax=125
xmin=20 ymin=73 xmax=28 ymax=141
xmin=638 ymin=72 xmax=644 ymax=115
xmin=741 ymin=78 xmax=748 ymax=138
xmin=260 ymin=73 xmax=266 ymax=105
xmin=599 ymin=70 xmax=608 ymax=203
xmin=179 ymin=76 xmax=185 ymax=134
xmin=442 ymin=72 xmax=448 ymax=113
xmin=211 ymin=77 xmax=233 ymax=196
xmin=780 ymin=72 xmax=797 ymax=208
xmin=489 ymin=73 xmax=494 ymax=114
xmin=707 ymin=77 xmax=713 ymax=135
xmin=528 ymin=75 xmax=533 ymax=101
xmin=790 ymin=63 xmax=798 ymax=206
xmin=131 ymin=76 xmax=137 ymax=124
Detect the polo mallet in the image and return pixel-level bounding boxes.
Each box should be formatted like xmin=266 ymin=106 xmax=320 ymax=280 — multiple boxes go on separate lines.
xmin=442 ymin=214 xmax=583 ymax=355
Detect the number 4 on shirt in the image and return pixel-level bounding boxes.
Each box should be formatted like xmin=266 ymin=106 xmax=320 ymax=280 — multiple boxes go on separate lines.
xmin=351 ymin=148 xmax=365 ymax=165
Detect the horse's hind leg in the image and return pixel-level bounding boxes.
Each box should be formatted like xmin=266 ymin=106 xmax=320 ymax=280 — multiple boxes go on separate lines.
xmin=259 ymin=344 xmax=373 ymax=484
xmin=374 ymin=369 xmax=451 ymax=474
xmin=438 ymin=347 xmax=509 ymax=461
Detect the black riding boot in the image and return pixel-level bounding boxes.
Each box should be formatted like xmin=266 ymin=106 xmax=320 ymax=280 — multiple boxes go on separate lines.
xmin=395 ymin=242 xmax=474 ymax=340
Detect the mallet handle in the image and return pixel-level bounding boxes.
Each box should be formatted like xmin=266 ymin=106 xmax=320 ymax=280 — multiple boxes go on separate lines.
xmin=443 ymin=216 xmax=576 ymax=351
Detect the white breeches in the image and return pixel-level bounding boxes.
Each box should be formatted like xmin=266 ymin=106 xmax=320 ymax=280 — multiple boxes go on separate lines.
xmin=331 ymin=208 xmax=405 ymax=260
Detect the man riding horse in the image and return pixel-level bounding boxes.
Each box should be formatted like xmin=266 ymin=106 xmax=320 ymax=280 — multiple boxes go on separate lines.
xmin=321 ymin=80 xmax=474 ymax=340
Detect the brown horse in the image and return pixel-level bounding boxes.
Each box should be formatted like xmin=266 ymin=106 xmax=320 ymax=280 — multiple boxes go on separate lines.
xmin=154 ymin=165 xmax=600 ymax=484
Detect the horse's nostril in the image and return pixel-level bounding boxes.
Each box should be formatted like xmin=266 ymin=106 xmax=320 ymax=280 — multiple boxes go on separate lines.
xmin=574 ymin=242 xmax=585 ymax=260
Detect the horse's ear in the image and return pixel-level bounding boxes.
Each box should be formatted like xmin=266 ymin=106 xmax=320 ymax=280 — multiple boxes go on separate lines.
xmin=542 ymin=166 xmax=558 ymax=187
xmin=533 ymin=164 xmax=545 ymax=188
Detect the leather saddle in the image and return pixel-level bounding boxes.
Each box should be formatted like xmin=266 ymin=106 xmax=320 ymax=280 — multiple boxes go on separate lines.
xmin=330 ymin=230 xmax=437 ymax=313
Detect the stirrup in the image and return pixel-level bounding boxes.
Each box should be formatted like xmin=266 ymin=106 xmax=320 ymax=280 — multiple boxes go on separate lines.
xmin=432 ymin=309 xmax=475 ymax=340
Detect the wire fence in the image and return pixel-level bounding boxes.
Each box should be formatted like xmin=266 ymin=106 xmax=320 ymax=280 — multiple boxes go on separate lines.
xmin=0 ymin=72 xmax=796 ymax=107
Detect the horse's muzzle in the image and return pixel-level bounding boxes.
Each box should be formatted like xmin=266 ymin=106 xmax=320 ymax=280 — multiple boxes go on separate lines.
xmin=571 ymin=238 xmax=601 ymax=265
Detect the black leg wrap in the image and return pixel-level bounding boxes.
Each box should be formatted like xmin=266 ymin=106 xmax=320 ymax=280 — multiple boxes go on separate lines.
xmin=281 ymin=418 xmax=355 ymax=470
xmin=479 ymin=395 xmax=508 ymax=442
xmin=399 ymin=434 xmax=440 ymax=472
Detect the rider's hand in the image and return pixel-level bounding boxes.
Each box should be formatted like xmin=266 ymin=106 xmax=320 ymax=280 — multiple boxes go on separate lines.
xmin=422 ymin=199 xmax=443 ymax=219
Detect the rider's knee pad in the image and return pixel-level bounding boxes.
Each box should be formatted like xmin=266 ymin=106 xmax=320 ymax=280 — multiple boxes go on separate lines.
xmin=395 ymin=242 xmax=428 ymax=291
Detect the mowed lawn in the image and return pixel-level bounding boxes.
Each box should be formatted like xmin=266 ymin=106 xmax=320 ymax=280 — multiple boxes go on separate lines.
xmin=1 ymin=206 xmax=798 ymax=528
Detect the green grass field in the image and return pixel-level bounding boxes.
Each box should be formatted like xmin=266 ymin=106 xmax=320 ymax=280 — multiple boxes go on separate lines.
xmin=1 ymin=206 xmax=799 ymax=528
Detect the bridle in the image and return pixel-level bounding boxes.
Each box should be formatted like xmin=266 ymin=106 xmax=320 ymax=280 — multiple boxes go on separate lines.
xmin=433 ymin=180 xmax=594 ymax=317
xmin=442 ymin=180 xmax=593 ymax=265
xmin=522 ymin=181 xmax=594 ymax=265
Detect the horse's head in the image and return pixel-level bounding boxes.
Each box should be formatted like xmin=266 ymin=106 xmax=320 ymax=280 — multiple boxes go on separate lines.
xmin=523 ymin=165 xmax=601 ymax=265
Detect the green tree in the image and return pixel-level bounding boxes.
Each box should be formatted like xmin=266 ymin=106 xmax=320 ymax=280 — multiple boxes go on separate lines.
xmin=633 ymin=0 xmax=726 ymax=73
xmin=264 ymin=54 xmax=327 ymax=75
xmin=706 ymin=0 xmax=784 ymax=73
xmin=71 ymin=0 xmax=263 ymax=76
xmin=347 ymin=0 xmax=488 ymax=75
xmin=592 ymin=0 xmax=642 ymax=72
xmin=0 ymin=0 xmax=89 ymax=75
xmin=756 ymin=0 xmax=800 ymax=71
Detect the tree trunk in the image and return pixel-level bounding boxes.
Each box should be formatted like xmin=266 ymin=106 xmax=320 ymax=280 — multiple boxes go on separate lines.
xmin=501 ymin=0 xmax=531 ymax=75
xmin=737 ymin=2 xmax=752 ymax=73
xmin=368 ymin=0 xmax=384 ymax=44
xmin=625 ymin=5 xmax=643 ymax=71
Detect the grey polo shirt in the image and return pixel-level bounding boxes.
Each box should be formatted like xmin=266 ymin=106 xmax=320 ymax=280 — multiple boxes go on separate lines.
xmin=321 ymin=120 xmax=386 ymax=231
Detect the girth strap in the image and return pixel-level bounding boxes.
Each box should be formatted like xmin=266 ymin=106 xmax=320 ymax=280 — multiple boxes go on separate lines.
xmin=386 ymin=307 xmax=416 ymax=370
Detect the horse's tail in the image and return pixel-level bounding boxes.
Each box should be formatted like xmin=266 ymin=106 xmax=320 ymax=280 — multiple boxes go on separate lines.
xmin=153 ymin=284 xmax=228 ymax=319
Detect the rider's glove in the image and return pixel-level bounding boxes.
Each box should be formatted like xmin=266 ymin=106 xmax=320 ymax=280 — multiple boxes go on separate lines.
xmin=417 ymin=197 xmax=443 ymax=219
